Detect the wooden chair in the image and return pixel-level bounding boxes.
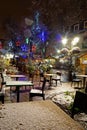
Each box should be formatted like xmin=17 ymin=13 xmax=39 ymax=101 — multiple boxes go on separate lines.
xmin=29 ymin=77 xmax=46 ymax=101
xmin=39 ymin=73 xmax=50 ymax=87
xmin=0 ymin=82 xmax=5 ymax=104
xmin=0 ymin=73 xmax=5 ymax=83
xmin=71 ymin=73 xmax=82 ymax=88
xmin=52 ymin=72 xmax=62 ymax=86
xmin=71 ymin=91 xmax=87 ymax=118
xmin=39 ymin=73 xmax=44 ymax=84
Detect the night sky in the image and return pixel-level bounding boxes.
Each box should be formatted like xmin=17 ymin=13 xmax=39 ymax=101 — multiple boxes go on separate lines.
xmin=0 ymin=0 xmax=46 ymax=22
xmin=0 ymin=1 xmax=32 ymax=21
xmin=0 ymin=0 xmax=87 ymax=38
xmin=0 ymin=0 xmax=87 ymax=24
xmin=0 ymin=0 xmax=36 ymax=38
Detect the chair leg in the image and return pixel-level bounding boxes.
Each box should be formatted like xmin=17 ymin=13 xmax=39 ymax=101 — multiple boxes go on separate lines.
xmin=29 ymin=94 xmax=33 ymax=101
xmin=72 ymin=81 xmax=82 ymax=88
xmin=56 ymin=80 xmax=57 ymax=86
xmin=60 ymin=80 xmax=62 ymax=85
xmin=78 ymin=82 xmax=80 ymax=88
xmin=2 ymin=95 xmax=4 ymax=104
xmin=0 ymin=94 xmax=4 ymax=104
xmin=53 ymin=80 xmax=62 ymax=86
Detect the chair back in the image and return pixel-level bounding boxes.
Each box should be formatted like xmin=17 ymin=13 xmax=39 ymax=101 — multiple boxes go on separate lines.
xmin=56 ymin=72 xmax=62 ymax=78
xmin=71 ymin=91 xmax=87 ymax=118
xmin=72 ymin=73 xmax=76 ymax=80
xmin=42 ymin=77 xmax=46 ymax=92
xmin=39 ymin=73 xmax=44 ymax=82
xmin=56 ymin=72 xmax=61 ymax=76
xmin=1 ymin=73 xmax=4 ymax=82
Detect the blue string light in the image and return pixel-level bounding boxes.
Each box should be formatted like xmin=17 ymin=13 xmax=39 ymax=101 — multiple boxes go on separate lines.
xmin=21 ymin=44 xmax=28 ymax=52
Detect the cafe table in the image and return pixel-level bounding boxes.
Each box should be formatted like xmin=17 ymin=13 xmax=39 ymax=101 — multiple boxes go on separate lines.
xmin=76 ymin=74 xmax=87 ymax=88
xmin=6 ymin=81 xmax=33 ymax=102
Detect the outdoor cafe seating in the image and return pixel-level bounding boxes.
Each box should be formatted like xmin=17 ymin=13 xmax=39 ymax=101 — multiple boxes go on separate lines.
xmin=52 ymin=71 xmax=62 ymax=86
xmin=0 ymin=69 xmax=34 ymax=102
xmin=71 ymin=73 xmax=82 ymax=88
xmin=29 ymin=77 xmax=46 ymax=101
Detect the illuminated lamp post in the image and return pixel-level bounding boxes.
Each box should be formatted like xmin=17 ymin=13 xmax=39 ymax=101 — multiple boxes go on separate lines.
xmin=61 ymin=36 xmax=80 ymax=63
xmin=61 ymin=37 xmax=68 ymax=46
xmin=71 ymin=37 xmax=80 ymax=47
xmin=70 ymin=37 xmax=80 ymax=66
xmin=61 ymin=36 xmax=80 ymax=81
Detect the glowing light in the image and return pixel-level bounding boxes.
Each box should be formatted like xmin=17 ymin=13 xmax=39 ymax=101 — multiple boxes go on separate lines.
xmin=26 ymin=38 xmax=29 ymax=44
xmin=62 ymin=38 xmax=68 ymax=45
xmin=71 ymin=37 xmax=80 ymax=46
xmin=21 ymin=44 xmax=28 ymax=52
xmin=41 ymin=31 xmax=45 ymax=42
xmin=6 ymin=53 xmax=14 ymax=59
xmin=57 ymin=50 xmax=60 ymax=53
xmin=8 ymin=41 xmax=13 ymax=47
xmin=31 ymin=11 xmax=48 ymax=44
xmin=16 ymin=41 xmax=20 ymax=46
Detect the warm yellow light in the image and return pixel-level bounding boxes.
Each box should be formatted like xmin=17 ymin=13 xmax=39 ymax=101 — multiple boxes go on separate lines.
xmin=6 ymin=53 xmax=14 ymax=59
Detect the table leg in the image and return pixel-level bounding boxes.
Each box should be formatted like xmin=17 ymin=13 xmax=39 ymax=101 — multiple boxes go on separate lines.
xmin=14 ymin=78 xmax=19 ymax=92
xmin=16 ymin=77 xmax=19 ymax=81
xmin=83 ymin=77 xmax=86 ymax=88
xmin=16 ymin=86 xmax=20 ymax=102
xmin=49 ymin=76 xmax=52 ymax=89
xmin=50 ymin=76 xmax=52 ymax=86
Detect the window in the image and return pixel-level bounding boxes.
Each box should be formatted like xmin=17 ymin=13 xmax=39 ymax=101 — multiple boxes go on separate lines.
xmin=74 ymin=24 xmax=79 ymax=31
xmin=84 ymin=21 xmax=87 ymax=29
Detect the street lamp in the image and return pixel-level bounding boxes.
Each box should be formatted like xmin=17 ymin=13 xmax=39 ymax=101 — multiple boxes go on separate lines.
xmin=57 ymin=50 xmax=61 ymax=54
xmin=61 ymin=37 xmax=68 ymax=46
xmin=61 ymin=36 xmax=80 ymax=81
xmin=71 ymin=37 xmax=80 ymax=47
xmin=61 ymin=36 xmax=80 ymax=50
